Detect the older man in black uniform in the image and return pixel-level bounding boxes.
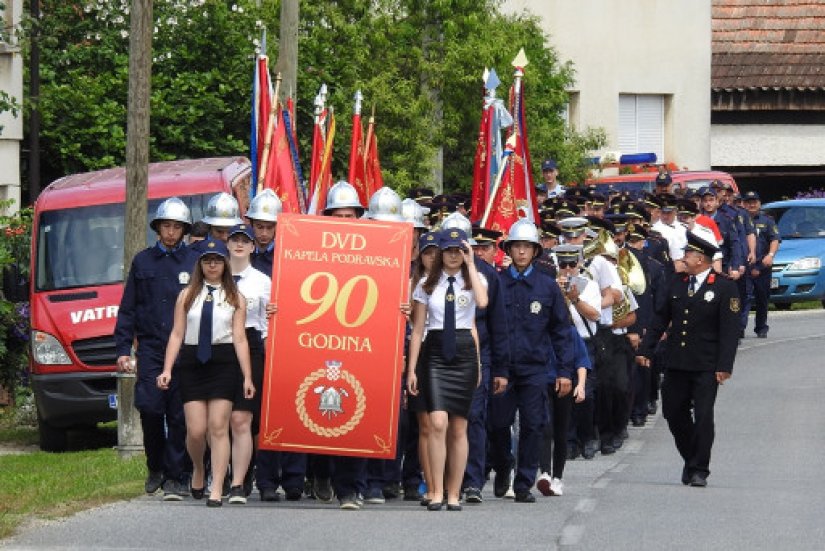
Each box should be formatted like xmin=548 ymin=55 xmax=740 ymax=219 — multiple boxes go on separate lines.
xmin=637 ymin=231 xmax=740 ymax=487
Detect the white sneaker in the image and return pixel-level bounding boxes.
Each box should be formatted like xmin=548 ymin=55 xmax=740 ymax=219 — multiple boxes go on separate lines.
xmin=504 ymin=484 xmax=515 ymax=499
xmin=549 ymin=477 xmax=564 ymax=496
xmin=536 ymin=472 xmax=553 ymax=496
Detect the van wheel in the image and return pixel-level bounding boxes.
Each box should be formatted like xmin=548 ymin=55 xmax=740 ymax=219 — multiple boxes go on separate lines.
xmin=774 ymin=303 xmax=792 ymax=311
xmin=38 ymin=415 xmax=69 ymax=452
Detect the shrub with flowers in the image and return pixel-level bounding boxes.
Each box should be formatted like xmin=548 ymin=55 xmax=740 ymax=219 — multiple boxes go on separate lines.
xmin=0 ymin=201 xmax=32 ymax=399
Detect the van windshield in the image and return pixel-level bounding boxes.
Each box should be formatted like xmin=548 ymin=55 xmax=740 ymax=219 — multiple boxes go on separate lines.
xmin=35 ymin=193 xmax=214 ymax=291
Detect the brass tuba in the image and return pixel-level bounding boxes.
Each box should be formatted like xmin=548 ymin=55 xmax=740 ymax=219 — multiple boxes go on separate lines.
xmin=583 ymin=228 xmax=619 ymax=260
xmin=617 ymin=248 xmax=647 ymax=295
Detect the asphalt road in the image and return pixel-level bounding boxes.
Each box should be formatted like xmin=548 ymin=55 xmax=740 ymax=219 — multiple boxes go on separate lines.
xmin=5 ymin=309 xmax=825 ymax=551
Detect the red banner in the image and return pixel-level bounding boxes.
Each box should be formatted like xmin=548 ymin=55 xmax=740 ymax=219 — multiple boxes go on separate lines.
xmin=259 ymin=214 xmax=413 ymax=458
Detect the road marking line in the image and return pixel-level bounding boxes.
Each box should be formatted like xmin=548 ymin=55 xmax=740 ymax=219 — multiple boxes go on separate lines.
xmin=610 ymin=463 xmax=628 ymax=473
xmin=559 ymin=525 xmax=585 ymax=546
xmin=574 ymin=498 xmax=596 ymax=513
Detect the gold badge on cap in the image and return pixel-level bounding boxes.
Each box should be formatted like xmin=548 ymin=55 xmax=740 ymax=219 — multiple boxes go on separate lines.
xmin=450 ymin=231 xmax=459 ymax=238
xmin=730 ymin=297 xmax=741 ymax=313
xmin=530 ymin=301 xmax=542 ymax=314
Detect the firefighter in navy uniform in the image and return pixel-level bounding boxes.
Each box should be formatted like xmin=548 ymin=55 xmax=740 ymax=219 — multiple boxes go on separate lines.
xmin=490 ymin=219 xmax=574 ymax=503
xmin=246 ymin=189 xmax=282 ymax=277
xmin=742 ymin=191 xmax=780 ymax=338
xmin=637 ymin=230 xmax=740 ymax=487
xmin=114 ymin=197 xmax=199 ymax=500
xmin=700 ymin=187 xmax=743 ymax=278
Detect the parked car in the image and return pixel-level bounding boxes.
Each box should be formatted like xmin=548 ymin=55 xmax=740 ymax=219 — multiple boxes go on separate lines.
xmin=586 ymin=170 xmax=739 ymax=195
xmin=761 ymin=198 xmax=825 ymax=309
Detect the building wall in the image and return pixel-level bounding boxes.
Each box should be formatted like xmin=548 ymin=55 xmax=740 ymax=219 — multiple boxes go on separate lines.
xmin=503 ymin=0 xmax=712 ymax=170
xmin=0 ymin=0 xmax=22 ymax=214
xmin=712 ymin=124 xmax=825 ymax=167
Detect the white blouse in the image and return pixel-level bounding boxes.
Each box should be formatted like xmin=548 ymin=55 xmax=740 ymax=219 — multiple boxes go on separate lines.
xmin=184 ymin=285 xmax=236 ymax=345
xmin=412 ymin=271 xmax=486 ymax=330
xmin=234 ymin=265 xmax=272 ymax=337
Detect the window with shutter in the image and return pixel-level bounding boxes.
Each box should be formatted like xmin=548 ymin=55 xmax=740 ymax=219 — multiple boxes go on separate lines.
xmin=618 ymin=94 xmax=664 ymax=161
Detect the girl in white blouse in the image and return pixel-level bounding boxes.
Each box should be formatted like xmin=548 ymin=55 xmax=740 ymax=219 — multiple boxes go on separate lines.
xmin=407 ymin=229 xmax=488 ymax=511
xmin=158 ymin=240 xmax=254 ymax=507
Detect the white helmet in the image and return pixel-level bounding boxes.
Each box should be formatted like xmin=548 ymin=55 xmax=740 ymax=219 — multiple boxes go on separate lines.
xmin=246 ymin=189 xmax=282 ymax=222
xmin=500 ymin=218 xmax=541 ymax=251
xmin=150 ymin=197 xmax=192 ymax=233
xmin=366 ymin=187 xmax=405 ymax=222
xmin=401 ymin=198 xmax=429 ymax=229
xmin=202 ymin=192 xmax=243 ymax=227
xmin=323 ymin=180 xmax=365 ymax=216
xmin=440 ymin=211 xmax=473 ymax=237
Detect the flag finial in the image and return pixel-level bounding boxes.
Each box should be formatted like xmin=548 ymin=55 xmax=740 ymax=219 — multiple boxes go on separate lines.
xmin=354 ymin=90 xmax=363 ymax=116
xmin=511 ymin=48 xmax=529 ymax=70
xmin=485 ymin=68 xmax=501 ymax=92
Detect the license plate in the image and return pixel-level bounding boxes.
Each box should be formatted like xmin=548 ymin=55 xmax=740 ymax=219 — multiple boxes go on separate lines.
xmin=770 ymin=278 xmax=779 ymax=289
xmin=108 ymin=393 xmax=118 ymax=409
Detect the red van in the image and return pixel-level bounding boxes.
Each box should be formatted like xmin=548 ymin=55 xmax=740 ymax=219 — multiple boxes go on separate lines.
xmin=29 ymin=157 xmax=250 ymax=451
xmin=586 ymin=170 xmax=739 ymax=195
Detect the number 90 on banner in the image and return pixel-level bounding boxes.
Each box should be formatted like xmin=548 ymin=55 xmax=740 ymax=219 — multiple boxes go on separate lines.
xmin=296 ymin=272 xmax=379 ymax=328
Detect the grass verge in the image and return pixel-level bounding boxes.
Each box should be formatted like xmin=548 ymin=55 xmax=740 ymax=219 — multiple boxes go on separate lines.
xmin=0 ymin=449 xmax=144 ymax=540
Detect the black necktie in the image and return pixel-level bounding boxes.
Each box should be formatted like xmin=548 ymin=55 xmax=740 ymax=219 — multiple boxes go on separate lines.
xmin=233 ymin=275 xmax=241 ymax=283
xmin=443 ymin=276 xmax=456 ymax=362
xmin=688 ymin=276 xmax=697 ymax=297
xmin=197 ymin=285 xmax=217 ymax=364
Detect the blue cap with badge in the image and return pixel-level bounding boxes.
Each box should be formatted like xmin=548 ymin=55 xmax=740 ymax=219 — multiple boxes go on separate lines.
xmin=439 ymin=228 xmax=468 ymax=250
xmin=743 ymin=190 xmax=761 ymax=201
xmin=197 ymin=237 xmax=229 ymax=259
xmin=418 ymin=231 xmax=440 ymax=253
xmin=227 ymin=223 xmax=255 ymax=241
xmin=541 ymin=159 xmax=558 ymax=172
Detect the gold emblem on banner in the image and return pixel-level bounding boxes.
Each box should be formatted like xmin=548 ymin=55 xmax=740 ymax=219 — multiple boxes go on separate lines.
xmin=730 ymin=297 xmax=741 ymax=313
xmin=295 ymin=360 xmax=366 ymax=438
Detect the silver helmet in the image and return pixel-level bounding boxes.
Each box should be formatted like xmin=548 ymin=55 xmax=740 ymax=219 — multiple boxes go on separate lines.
xmin=401 ymin=198 xmax=429 ymax=229
xmin=500 ymin=218 xmax=541 ymax=251
xmin=202 ymin=192 xmax=243 ymax=227
xmin=246 ymin=189 xmax=282 ymax=222
xmin=323 ymin=180 xmax=365 ymax=216
xmin=440 ymin=211 xmax=474 ymax=239
xmin=150 ymin=197 xmax=192 ymax=233
xmin=366 ymin=187 xmax=405 ymax=222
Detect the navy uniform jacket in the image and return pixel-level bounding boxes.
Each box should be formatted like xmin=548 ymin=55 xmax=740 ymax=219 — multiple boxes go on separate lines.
xmin=475 ymin=258 xmax=512 ymax=381
xmin=499 ymin=264 xmax=575 ymax=380
xmin=645 ymin=233 xmax=673 ymax=274
xmin=627 ymin=247 xmax=667 ymax=335
xmin=750 ymin=212 xmax=780 ymax=269
xmin=252 ymin=243 xmax=275 ymax=278
xmin=114 ymin=242 xmax=199 ymax=364
xmin=639 ymin=271 xmax=739 ymax=374
xmin=721 ymin=203 xmax=752 ymax=267
xmin=709 ymin=210 xmax=742 ymax=271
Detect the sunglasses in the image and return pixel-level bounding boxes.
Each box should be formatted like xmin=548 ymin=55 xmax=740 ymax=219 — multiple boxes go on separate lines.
xmin=558 ymin=260 xmax=578 ymax=269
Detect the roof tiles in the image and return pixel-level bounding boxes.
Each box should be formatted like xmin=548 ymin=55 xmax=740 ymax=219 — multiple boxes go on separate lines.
xmin=712 ymin=1 xmax=825 ymax=89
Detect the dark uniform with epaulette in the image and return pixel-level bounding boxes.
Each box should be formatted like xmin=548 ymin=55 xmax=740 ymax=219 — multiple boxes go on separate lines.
xmin=638 ymin=233 xmax=740 ymax=485
xmin=745 ymin=201 xmax=780 ymax=337
xmin=115 ymin=240 xmax=198 ymax=489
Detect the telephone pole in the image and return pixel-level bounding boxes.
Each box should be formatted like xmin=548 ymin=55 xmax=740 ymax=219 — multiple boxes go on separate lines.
xmin=118 ymin=0 xmax=153 ymax=458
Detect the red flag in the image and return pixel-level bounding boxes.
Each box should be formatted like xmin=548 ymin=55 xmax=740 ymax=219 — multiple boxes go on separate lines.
xmin=262 ymin=106 xmax=302 ymax=214
xmin=508 ymin=65 xmax=540 ymax=224
xmin=471 ymin=103 xmax=492 ymax=223
xmin=309 ymin=108 xmax=326 ymax=200
xmin=348 ymin=110 xmax=368 ymax=205
xmin=309 ymin=111 xmax=336 ymax=215
xmin=483 ymin=138 xmax=520 ymax=234
xmin=363 ymin=115 xmax=384 ymax=198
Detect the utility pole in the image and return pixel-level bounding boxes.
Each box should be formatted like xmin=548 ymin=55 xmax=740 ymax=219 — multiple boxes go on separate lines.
xmin=118 ymin=0 xmax=153 ymax=458
xmin=28 ymin=0 xmax=41 ymax=202
xmin=273 ymin=0 xmax=298 ymax=102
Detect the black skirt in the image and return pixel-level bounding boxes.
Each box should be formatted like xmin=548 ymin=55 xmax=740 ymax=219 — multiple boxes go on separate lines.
xmin=422 ymin=330 xmax=478 ymax=417
xmin=178 ymin=343 xmax=240 ymax=403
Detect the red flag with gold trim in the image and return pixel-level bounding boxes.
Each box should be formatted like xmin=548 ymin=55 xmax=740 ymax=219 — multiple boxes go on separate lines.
xmin=363 ymin=115 xmax=384 ymax=198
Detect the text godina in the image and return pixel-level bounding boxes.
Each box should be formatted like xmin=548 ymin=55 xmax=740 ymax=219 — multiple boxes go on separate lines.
xmin=283 ymin=249 xmax=401 ymax=268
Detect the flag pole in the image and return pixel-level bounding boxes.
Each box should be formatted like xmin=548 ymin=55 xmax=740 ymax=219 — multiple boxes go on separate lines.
xmin=258 ymin=72 xmax=282 ymax=192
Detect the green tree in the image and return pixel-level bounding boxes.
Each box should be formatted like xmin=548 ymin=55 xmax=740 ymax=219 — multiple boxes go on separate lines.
xmin=24 ymin=0 xmax=602 ymax=193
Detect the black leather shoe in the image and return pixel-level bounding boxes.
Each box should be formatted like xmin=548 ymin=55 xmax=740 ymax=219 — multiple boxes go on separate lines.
xmin=582 ymin=440 xmax=598 ymax=460
xmin=403 ymin=485 xmax=422 ymax=501
xmin=260 ymin=488 xmax=280 ymax=502
xmin=382 ymin=483 xmax=401 ymax=500
xmin=681 ymin=466 xmax=690 ymax=486
xmin=514 ymin=491 xmax=536 ymax=503
xmin=493 ymin=470 xmax=511 ymax=498
xmin=756 ymin=331 xmax=768 ymax=339
xmin=647 ymin=401 xmax=658 ymax=415
xmin=419 ymin=497 xmax=431 ymax=507
xmin=190 ymin=486 xmax=205 ymax=500
xmin=285 ymin=487 xmax=303 ymax=501
xmin=206 ymin=498 xmax=222 ymax=508
xmin=464 ymin=487 xmax=483 ymax=504
xmin=427 ymin=501 xmax=443 ymax=511
xmin=447 ymin=503 xmax=462 ymax=511
xmin=600 ymin=443 xmax=615 ymax=455
xmin=689 ymin=474 xmax=708 ymax=487
xmin=612 ymin=436 xmax=624 ymax=449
